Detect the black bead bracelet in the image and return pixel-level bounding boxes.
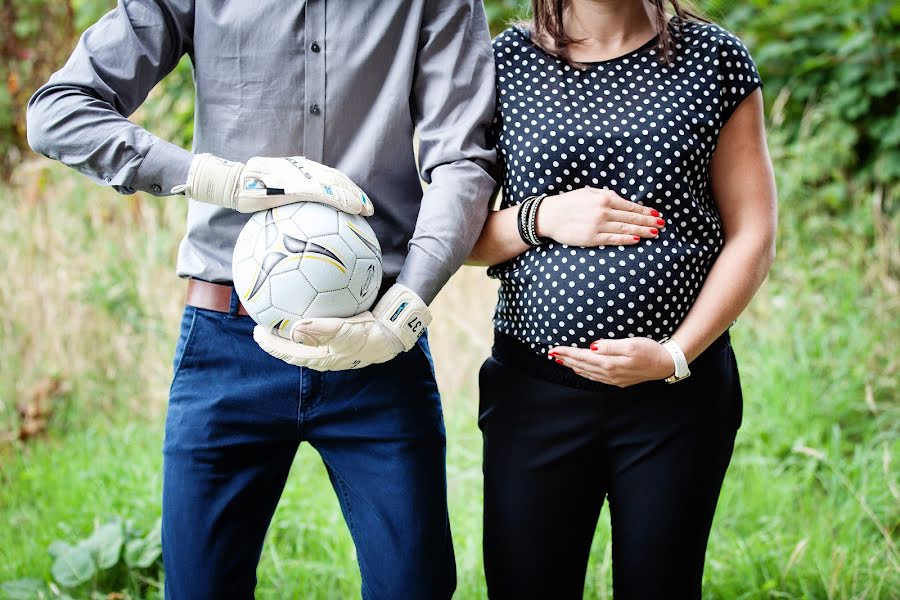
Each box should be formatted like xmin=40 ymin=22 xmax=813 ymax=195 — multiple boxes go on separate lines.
xmin=517 ymin=194 xmax=548 ymax=247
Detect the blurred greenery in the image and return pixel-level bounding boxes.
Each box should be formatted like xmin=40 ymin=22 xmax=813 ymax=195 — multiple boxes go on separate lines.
xmin=705 ymin=0 xmax=900 ymax=207
xmin=1 ymin=0 xmax=897 ymax=202
xmin=0 ymin=168 xmax=896 ymax=597
xmin=0 ymin=0 xmax=897 ymax=599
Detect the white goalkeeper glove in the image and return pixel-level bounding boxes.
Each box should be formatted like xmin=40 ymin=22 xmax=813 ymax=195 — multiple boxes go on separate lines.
xmin=170 ymin=153 xmax=374 ymax=215
xmin=253 ymin=284 xmax=431 ymax=371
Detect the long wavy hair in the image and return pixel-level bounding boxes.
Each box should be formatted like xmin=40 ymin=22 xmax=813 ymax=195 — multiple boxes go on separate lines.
xmin=528 ymin=0 xmax=709 ymax=65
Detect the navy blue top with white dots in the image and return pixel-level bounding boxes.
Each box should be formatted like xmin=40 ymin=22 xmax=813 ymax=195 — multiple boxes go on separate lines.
xmin=488 ymin=17 xmax=761 ymax=355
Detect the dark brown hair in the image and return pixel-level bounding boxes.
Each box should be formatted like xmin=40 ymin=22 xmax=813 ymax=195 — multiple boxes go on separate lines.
xmin=528 ymin=0 xmax=709 ymax=65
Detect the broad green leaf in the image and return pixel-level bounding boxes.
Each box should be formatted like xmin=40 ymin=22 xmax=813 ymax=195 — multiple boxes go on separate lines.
xmin=124 ymin=537 xmax=162 ymax=570
xmin=48 ymin=540 xmax=74 ymax=560
xmin=51 ymin=545 xmax=95 ymax=588
xmin=0 ymin=578 xmax=46 ymax=600
xmin=868 ymin=76 xmax=896 ymax=98
xmin=147 ymin=518 xmax=162 ymax=543
xmin=123 ymin=519 xmax=142 ymax=541
xmin=79 ymin=522 xmax=124 ymax=570
xmin=873 ymin=150 xmax=900 ymax=182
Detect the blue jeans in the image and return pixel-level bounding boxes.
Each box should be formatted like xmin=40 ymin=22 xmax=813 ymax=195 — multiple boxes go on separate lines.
xmin=162 ymin=300 xmax=455 ymax=599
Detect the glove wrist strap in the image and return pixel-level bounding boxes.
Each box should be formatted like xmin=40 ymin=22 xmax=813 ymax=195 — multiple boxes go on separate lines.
xmin=170 ymin=153 xmax=244 ymax=209
xmin=374 ymin=284 xmax=432 ymax=351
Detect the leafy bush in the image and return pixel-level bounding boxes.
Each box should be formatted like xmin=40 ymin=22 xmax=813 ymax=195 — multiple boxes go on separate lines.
xmin=1 ymin=518 xmax=163 ymax=599
xmin=0 ymin=0 xmax=77 ymax=177
xmin=489 ymin=0 xmax=900 ymax=205
xmin=1 ymin=0 xmax=191 ymax=178
xmin=704 ymin=0 xmax=900 ymax=202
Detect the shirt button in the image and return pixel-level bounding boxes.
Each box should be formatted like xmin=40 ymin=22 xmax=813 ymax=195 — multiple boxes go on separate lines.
xmin=311 ymin=41 xmax=321 ymax=53
xmin=151 ymin=184 xmax=162 ymax=193
xmin=310 ymin=103 xmax=321 ymax=116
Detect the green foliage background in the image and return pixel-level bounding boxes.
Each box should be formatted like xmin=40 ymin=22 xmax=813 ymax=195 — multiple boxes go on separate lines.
xmin=2 ymin=0 xmax=898 ymax=200
xmin=0 ymin=1 xmax=897 ymax=599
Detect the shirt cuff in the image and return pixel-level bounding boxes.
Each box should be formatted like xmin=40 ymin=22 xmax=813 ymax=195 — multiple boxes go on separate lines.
xmin=396 ymin=246 xmax=453 ymax=305
xmin=130 ymin=138 xmax=193 ymax=196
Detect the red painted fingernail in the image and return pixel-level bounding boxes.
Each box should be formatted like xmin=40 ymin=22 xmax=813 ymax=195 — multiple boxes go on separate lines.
xmin=633 ymin=236 xmax=640 ymax=241
xmin=651 ymin=209 xmax=660 ymax=217
xmin=657 ymin=218 xmax=665 ymax=226
xmin=650 ymin=228 xmax=658 ymax=235
xmin=548 ymin=352 xmax=557 ymax=357
xmin=556 ymin=359 xmax=564 ymax=365
xmin=590 ymin=343 xmax=598 ymax=351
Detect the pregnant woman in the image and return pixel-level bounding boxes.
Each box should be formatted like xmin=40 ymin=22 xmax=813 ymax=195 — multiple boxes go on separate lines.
xmin=470 ymin=0 xmax=777 ymax=598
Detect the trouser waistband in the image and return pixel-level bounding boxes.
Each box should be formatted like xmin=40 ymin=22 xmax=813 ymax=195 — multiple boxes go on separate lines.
xmin=491 ymin=329 xmax=731 ymax=392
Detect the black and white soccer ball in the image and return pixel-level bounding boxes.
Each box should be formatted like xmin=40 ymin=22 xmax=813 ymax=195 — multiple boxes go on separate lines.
xmin=232 ymin=202 xmax=383 ymax=335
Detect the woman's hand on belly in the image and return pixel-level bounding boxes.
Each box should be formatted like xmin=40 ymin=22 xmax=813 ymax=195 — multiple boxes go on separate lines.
xmin=468 ymin=186 xmax=663 ymax=266
xmin=548 ymin=337 xmax=675 ymax=387
xmin=537 ymin=187 xmax=664 ymax=247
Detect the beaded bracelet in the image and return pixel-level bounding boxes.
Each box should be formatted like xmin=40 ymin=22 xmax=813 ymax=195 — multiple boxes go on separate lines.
xmin=517 ymin=194 xmax=548 ymax=247
xmin=516 ymin=196 xmax=536 ymax=246
xmin=517 ymin=196 xmax=537 ymax=246
xmin=516 ymin=196 xmax=533 ymax=246
xmin=526 ymin=194 xmax=548 ymax=246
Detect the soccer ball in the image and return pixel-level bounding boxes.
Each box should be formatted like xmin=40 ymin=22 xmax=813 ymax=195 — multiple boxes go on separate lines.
xmin=232 ymin=202 xmax=383 ymax=335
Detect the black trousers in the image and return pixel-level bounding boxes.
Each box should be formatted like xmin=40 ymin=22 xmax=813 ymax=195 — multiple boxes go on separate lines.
xmin=478 ymin=331 xmax=743 ymax=599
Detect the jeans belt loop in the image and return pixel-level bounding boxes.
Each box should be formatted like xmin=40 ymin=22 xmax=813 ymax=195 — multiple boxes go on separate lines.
xmin=229 ymin=287 xmax=242 ymax=318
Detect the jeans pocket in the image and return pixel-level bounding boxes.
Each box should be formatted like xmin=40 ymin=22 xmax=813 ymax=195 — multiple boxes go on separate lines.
xmin=172 ymin=306 xmax=197 ymax=378
xmin=171 ymin=307 xmax=200 ymax=382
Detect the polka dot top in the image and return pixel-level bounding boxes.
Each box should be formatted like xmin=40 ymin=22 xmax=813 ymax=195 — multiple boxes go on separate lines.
xmin=488 ymin=18 xmax=761 ymax=355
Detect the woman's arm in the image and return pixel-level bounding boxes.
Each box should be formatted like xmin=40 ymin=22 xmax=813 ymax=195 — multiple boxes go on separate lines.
xmin=668 ymin=89 xmax=777 ymax=361
xmin=468 ymin=187 xmax=664 ymax=266
xmin=467 ymin=203 xmax=530 ymax=266
xmin=551 ymin=90 xmax=777 ymax=385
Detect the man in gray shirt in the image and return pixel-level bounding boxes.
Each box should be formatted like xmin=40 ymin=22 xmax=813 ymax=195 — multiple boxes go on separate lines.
xmin=27 ymin=1 xmax=496 ymax=598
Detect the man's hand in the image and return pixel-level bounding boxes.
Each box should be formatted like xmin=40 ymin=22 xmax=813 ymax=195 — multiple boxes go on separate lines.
xmin=253 ymin=284 xmax=431 ymax=371
xmin=171 ymin=153 xmax=374 ymax=215
xmin=548 ymin=337 xmax=676 ymax=387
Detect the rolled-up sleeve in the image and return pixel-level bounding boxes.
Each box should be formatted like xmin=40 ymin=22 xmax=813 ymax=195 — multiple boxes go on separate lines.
xmin=26 ymin=0 xmax=195 ymax=196
xmin=397 ymin=0 xmax=498 ymax=304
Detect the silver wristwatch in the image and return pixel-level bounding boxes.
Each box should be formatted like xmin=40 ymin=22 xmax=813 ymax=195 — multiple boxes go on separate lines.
xmin=660 ymin=339 xmax=691 ymax=383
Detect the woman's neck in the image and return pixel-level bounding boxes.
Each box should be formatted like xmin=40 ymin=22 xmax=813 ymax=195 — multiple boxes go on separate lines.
xmin=563 ymin=0 xmax=659 ymax=62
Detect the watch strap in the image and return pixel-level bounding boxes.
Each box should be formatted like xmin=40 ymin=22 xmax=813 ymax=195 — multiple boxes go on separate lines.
xmin=661 ymin=339 xmax=691 ymax=383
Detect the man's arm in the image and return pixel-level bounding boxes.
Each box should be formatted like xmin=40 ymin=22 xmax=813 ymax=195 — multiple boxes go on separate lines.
xmin=25 ymin=1 xmax=372 ymax=216
xmin=252 ymin=1 xmax=498 ymax=370
xmin=26 ymin=0 xmax=195 ymax=196
xmin=397 ymin=0 xmax=498 ymax=304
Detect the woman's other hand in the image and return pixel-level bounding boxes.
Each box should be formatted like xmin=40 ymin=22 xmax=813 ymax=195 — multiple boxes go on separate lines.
xmin=536 ymin=187 xmax=664 ymax=247
xmin=548 ymin=337 xmax=675 ymax=387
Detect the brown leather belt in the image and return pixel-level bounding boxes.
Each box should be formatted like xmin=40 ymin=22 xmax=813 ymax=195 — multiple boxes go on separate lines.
xmin=186 ymin=275 xmax=398 ymax=317
xmin=186 ymin=279 xmax=249 ymax=316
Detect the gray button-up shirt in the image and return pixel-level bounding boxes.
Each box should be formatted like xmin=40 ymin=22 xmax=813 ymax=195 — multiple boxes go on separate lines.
xmin=26 ymin=0 xmax=498 ymax=304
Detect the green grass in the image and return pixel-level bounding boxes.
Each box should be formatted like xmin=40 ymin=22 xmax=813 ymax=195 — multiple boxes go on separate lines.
xmin=0 ymin=162 xmax=897 ymax=598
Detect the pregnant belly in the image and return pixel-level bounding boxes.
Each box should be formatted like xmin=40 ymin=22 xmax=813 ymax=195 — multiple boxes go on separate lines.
xmin=493 ymin=239 xmax=722 ymax=348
